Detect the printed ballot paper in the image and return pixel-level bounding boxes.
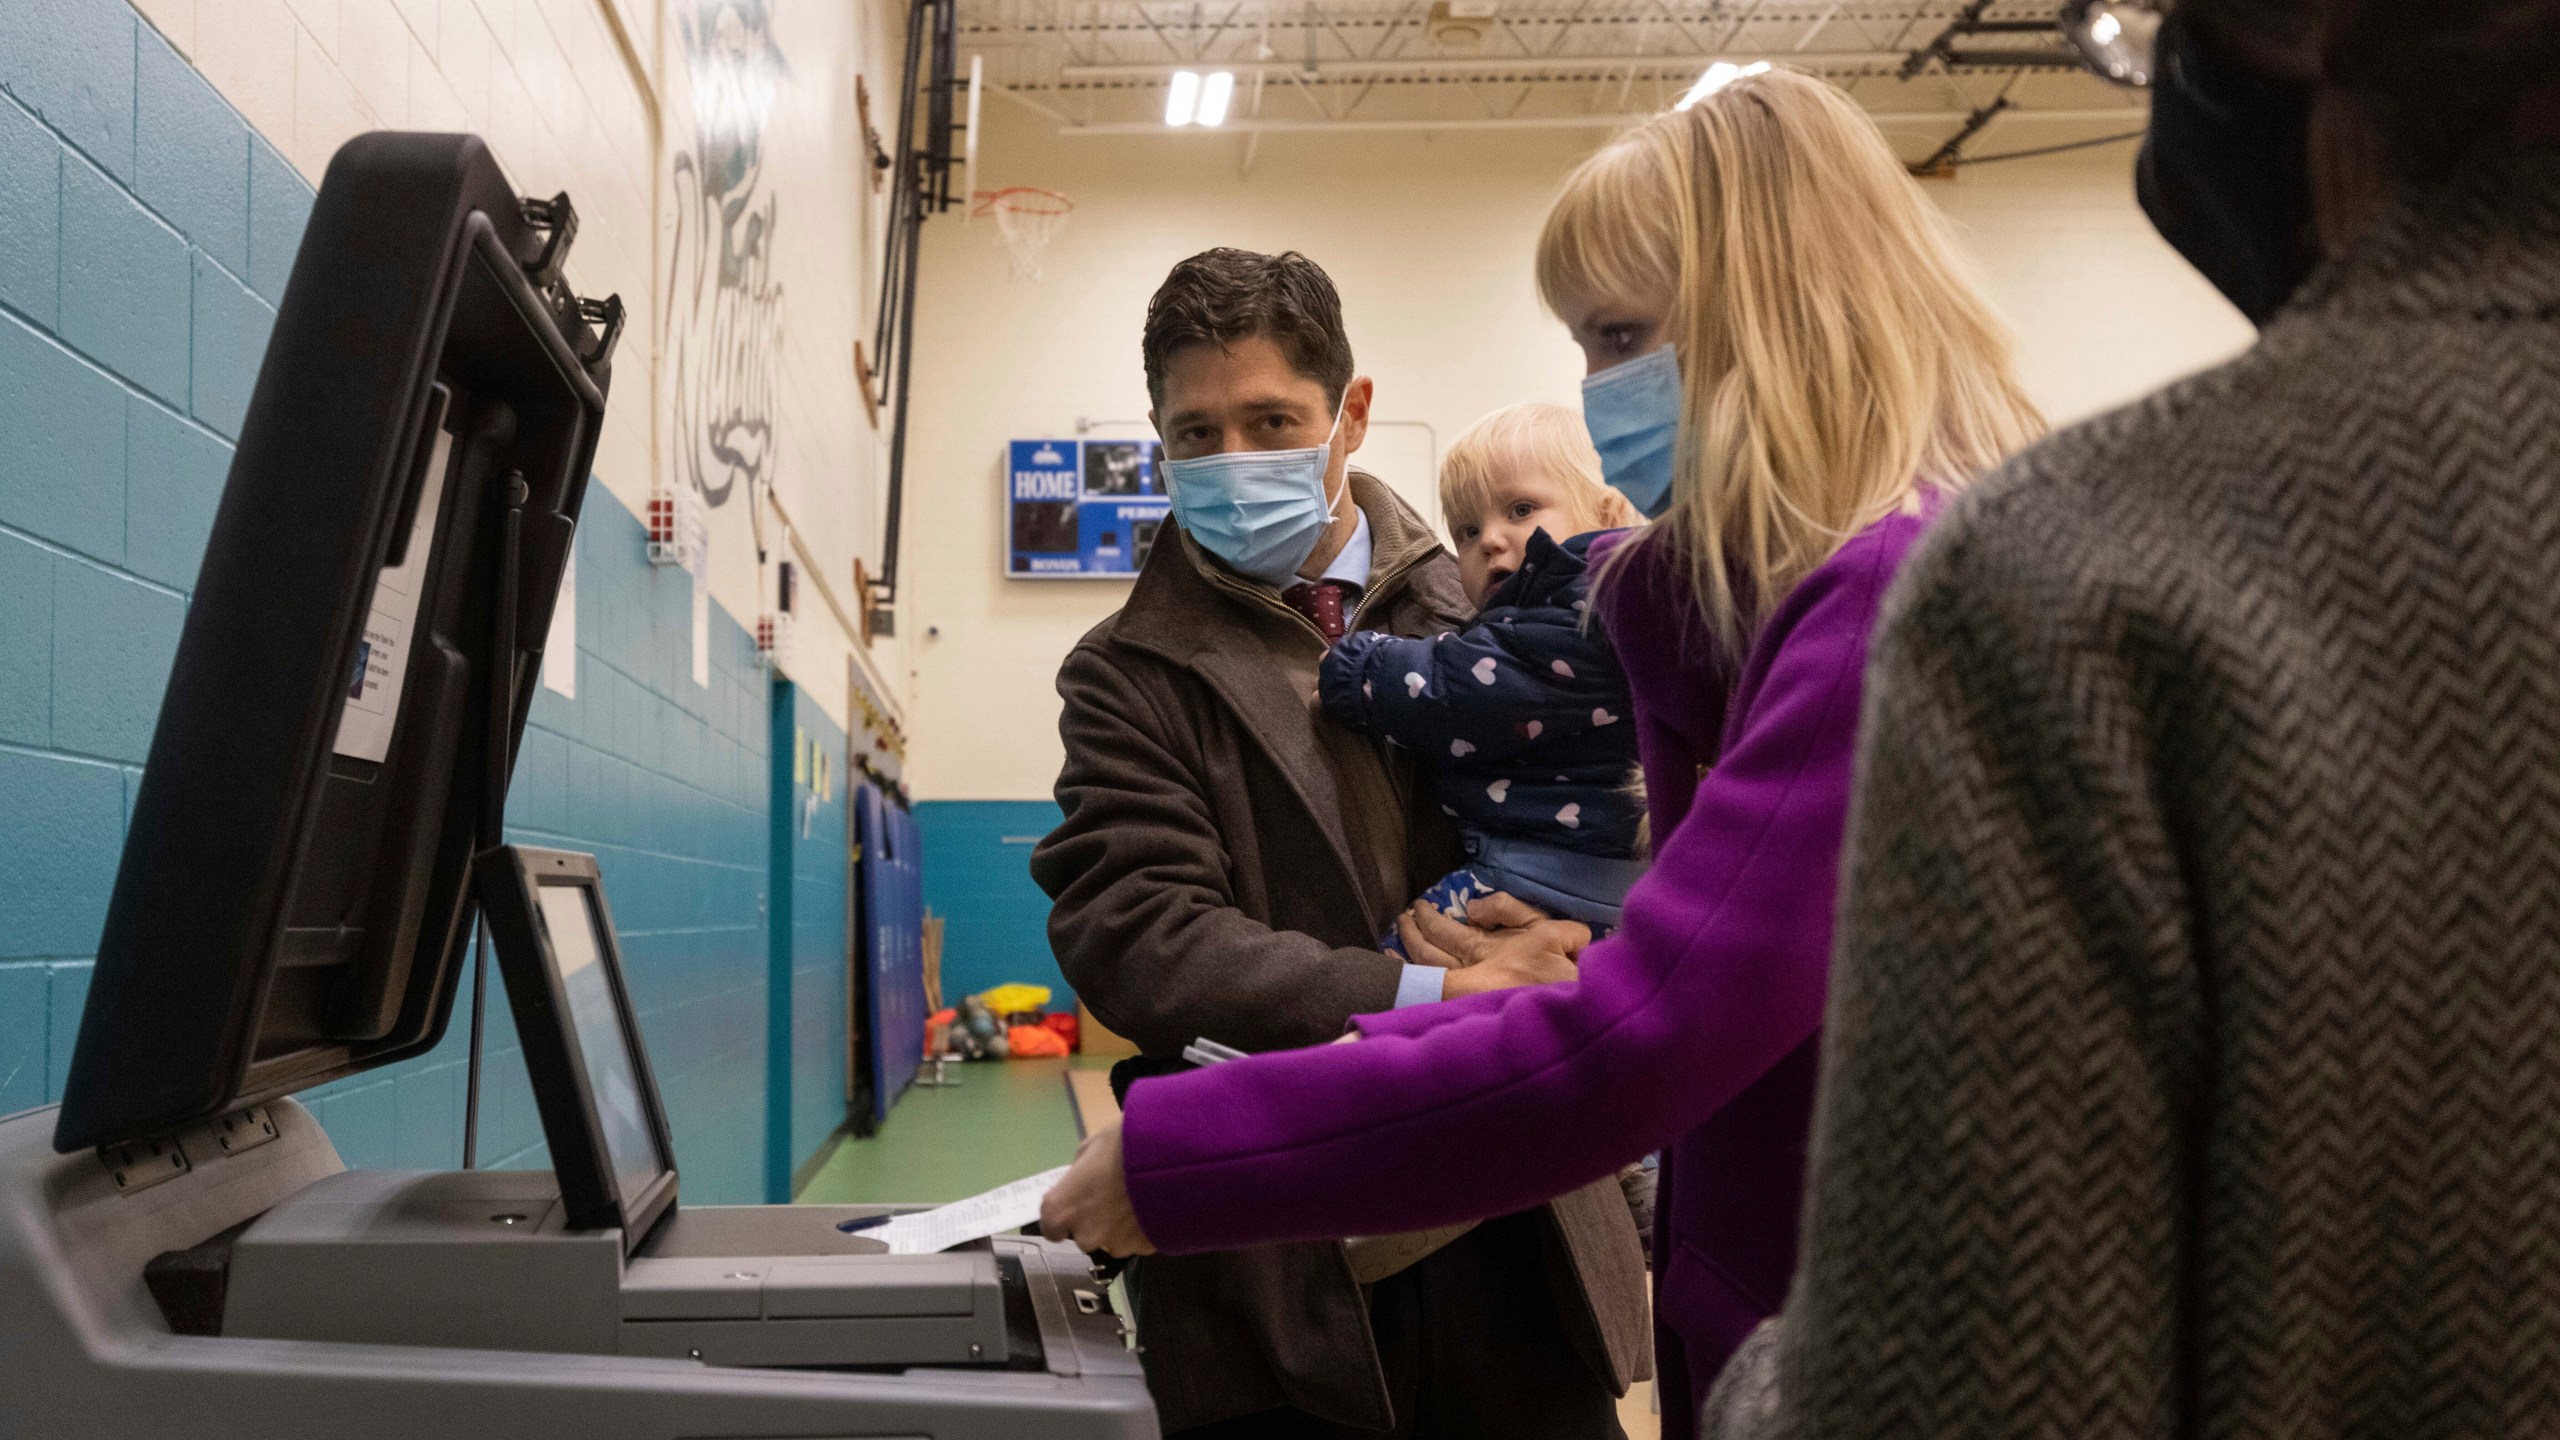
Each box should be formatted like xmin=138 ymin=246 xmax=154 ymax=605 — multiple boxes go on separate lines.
xmin=838 ymin=1043 xmax=1239 ymax=1257
xmin=846 ymin=1166 xmax=1073 ymax=1255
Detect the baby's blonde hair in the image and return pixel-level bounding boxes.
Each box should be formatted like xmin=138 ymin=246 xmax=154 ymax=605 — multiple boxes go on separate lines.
xmin=1439 ymin=402 xmax=1635 ymax=537
xmin=1537 ymin=68 xmax=2044 ymax=650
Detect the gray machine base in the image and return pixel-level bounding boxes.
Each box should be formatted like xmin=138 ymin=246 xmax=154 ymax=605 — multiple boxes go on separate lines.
xmin=223 ymin=1168 xmax=1017 ymax=1368
xmin=0 ymin=1099 xmax=1154 ymax=1439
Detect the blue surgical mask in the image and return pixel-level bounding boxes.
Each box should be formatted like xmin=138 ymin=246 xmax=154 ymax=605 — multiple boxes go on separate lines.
xmin=1581 ymin=345 xmax=1681 ymax=519
xmin=1163 ymin=393 xmax=1348 ymax=587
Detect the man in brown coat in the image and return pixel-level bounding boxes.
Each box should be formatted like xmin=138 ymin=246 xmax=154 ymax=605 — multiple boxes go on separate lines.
xmin=1032 ymin=248 xmax=1647 ymax=1438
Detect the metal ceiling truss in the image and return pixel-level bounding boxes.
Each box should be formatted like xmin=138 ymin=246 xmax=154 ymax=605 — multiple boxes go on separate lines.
xmin=963 ymin=0 xmax=2145 ymax=161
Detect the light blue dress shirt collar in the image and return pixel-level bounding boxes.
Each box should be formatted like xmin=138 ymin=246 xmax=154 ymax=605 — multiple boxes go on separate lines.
xmin=1318 ymin=506 xmax=1373 ymax=591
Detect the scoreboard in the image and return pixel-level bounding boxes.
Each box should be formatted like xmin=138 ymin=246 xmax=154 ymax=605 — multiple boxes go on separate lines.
xmin=1005 ymin=438 xmax=1173 ymax=579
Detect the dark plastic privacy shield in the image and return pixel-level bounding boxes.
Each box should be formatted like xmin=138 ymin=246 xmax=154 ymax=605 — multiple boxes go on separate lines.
xmin=53 ymin=134 xmax=622 ymax=1153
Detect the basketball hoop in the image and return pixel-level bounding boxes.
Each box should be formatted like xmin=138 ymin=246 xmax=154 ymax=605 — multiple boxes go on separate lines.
xmin=973 ymin=187 xmax=1074 ymax=281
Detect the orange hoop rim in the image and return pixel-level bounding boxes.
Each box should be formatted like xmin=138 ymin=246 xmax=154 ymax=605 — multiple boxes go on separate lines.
xmin=972 ymin=186 xmax=1075 ymax=219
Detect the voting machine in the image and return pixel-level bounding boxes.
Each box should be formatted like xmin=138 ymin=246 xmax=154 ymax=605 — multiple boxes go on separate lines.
xmin=0 ymin=133 xmax=1149 ymax=1439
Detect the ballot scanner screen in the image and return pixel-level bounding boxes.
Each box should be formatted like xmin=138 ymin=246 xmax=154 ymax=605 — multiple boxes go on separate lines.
xmin=537 ymin=882 xmax=669 ymax=1211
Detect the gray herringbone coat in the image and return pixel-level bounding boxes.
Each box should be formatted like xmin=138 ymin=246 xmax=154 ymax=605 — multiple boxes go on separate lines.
xmin=1706 ymin=153 xmax=2560 ymax=1438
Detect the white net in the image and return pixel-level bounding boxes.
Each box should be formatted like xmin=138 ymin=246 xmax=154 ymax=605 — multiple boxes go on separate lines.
xmin=976 ymin=188 xmax=1074 ymax=281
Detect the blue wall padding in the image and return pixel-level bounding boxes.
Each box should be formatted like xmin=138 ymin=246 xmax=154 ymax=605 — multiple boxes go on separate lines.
xmin=855 ymin=786 xmax=928 ymax=1125
xmin=789 ymin=692 xmax=851 ymax=1181
xmin=914 ymin=801 xmax=1075 ymax=1010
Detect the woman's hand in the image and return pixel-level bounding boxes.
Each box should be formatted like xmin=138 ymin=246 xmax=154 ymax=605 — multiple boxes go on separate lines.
xmin=1039 ymin=1118 xmax=1158 ymax=1258
xmin=1398 ymin=900 xmax=1588 ymax=997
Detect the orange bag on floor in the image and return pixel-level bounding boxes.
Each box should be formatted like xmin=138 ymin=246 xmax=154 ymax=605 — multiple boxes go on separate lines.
xmin=1006 ymin=1023 xmax=1070 ymax=1058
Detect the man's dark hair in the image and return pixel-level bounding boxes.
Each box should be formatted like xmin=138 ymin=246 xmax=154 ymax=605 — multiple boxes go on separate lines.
xmin=1142 ymin=249 xmax=1355 ymax=409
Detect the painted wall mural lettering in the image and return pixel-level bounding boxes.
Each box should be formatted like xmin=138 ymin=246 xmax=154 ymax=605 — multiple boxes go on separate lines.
xmin=666 ymin=0 xmax=788 ymax=510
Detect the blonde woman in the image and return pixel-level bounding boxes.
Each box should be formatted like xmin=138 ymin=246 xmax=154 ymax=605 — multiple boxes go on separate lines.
xmin=1044 ymin=69 xmax=2041 ymax=1438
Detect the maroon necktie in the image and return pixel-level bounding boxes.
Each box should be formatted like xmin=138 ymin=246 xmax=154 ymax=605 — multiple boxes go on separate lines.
xmin=1282 ymin=580 xmax=1350 ymax=643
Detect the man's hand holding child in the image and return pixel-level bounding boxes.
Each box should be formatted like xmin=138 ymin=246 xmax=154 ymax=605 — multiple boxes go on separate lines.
xmin=1395 ymin=891 xmax=1586 ymax=997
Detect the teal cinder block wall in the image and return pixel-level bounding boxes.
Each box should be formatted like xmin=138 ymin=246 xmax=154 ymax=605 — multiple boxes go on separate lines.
xmin=0 ymin=0 xmax=287 ymax=1123
xmin=0 ymin=0 xmax=852 ymax=1206
xmin=916 ymin=801 xmax=1075 ymax=1011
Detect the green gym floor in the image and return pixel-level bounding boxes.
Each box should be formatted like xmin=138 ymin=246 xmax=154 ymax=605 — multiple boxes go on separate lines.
xmin=795 ymin=1057 xmax=1114 ymax=1205
xmin=793 ymin=1054 xmax=1662 ymax=1437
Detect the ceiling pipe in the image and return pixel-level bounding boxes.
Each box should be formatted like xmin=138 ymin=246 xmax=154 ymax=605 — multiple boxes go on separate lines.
xmin=1050 ymin=106 xmax=2144 ymax=135
xmin=1062 ymin=49 xmax=1906 ymax=80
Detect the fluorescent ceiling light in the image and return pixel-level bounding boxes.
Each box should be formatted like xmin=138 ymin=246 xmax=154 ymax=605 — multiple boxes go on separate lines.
xmin=1674 ymin=59 xmax=1768 ymax=111
xmin=1197 ymin=70 xmax=1235 ymax=127
xmin=1166 ymin=70 xmax=1202 ymax=126
xmin=2058 ymin=0 xmax=2165 ymax=87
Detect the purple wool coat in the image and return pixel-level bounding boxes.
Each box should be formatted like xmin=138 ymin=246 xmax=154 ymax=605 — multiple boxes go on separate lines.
xmin=1117 ymin=508 xmax=1934 ymax=1438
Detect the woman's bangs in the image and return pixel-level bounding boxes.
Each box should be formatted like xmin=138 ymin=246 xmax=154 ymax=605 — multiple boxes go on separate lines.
xmin=1537 ymin=135 xmax=1679 ymax=320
